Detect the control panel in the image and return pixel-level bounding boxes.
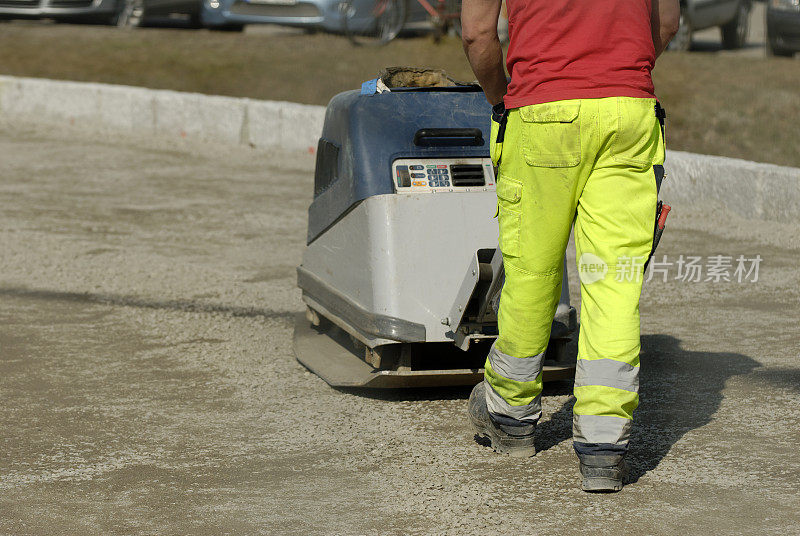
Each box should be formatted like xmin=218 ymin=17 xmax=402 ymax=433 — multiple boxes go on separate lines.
xmin=392 ymin=158 xmax=495 ymax=194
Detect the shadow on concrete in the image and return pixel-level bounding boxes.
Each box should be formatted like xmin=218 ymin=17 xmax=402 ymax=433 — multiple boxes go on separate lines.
xmin=536 ymin=335 xmax=760 ymax=482
xmin=502 ymin=334 xmax=759 ymax=478
xmin=337 ymin=333 xmax=760 ymax=482
xmin=0 ymin=286 xmax=295 ymax=321
xmin=627 ymin=334 xmax=759 ymax=482
xmin=337 ymin=384 xmax=473 ymax=402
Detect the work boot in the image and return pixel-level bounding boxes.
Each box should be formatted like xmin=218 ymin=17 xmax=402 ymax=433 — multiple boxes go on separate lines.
xmin=468 ymin=381 xmax=536 ymax=457
xmin=578 ymin=454 xmax=627 ymax=493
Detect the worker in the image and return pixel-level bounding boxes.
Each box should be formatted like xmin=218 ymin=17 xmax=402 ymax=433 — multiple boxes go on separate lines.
xmin=461 ymin=0 xmax=680 ymax=492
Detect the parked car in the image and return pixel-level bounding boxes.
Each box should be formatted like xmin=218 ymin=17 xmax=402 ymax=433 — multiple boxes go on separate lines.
xmin=766 ymin=0 xmax=800 ymax=56
xmin=201 ymin=0 xmax=428 ymax=33
xmin=0 ymin=0 xmax=204 ymax=27
xmin=669 ymin=0 xmax=752 ymax=51
xmin=0 ymin=0 xmax=118 ymax=23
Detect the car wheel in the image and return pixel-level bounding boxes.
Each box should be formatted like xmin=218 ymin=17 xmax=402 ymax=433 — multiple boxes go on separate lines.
xmin=115 ymin=0 xmax=146 ymax=27
xmin=766 ymin=18 xmax=794 ymax=57
xmin=767 ymin=39 xmax=794 ymax=57
xmin=721 ymin=0 xmax=750 ymax=50
xmin=668 ymin=5 xmax=692 ymax=52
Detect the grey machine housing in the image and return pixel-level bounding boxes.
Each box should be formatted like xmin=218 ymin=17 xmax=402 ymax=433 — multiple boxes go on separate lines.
xmin=295 ymin=84 xmax=577 ymax=388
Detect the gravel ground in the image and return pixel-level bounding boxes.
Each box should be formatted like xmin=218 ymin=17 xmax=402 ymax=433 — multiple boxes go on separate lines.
xmin=1 ymin=120 xmax=799 ymax=535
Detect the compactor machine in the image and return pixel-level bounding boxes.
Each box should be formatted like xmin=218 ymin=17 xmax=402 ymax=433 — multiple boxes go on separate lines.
xmin=294 ymin=73 xmax=578 ymax=388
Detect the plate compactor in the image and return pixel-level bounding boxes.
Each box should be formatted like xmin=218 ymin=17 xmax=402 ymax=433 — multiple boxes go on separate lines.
xmin=294 ymin=76 xmax=577 ymax=388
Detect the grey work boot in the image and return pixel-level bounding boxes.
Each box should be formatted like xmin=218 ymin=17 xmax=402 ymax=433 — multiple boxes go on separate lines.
xmin=468 ymin=381 xmax=536 ymax=458
xmin=578 ymin=454 xmax=627 ymax=492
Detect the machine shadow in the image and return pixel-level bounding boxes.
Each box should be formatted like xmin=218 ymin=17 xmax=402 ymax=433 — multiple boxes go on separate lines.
xmin=336 ymin=384 xmax=474 ymax=402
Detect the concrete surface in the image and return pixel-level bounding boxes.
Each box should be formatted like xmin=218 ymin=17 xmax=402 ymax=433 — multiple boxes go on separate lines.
xmin=1 ymin=120 xmax=799 ymax=535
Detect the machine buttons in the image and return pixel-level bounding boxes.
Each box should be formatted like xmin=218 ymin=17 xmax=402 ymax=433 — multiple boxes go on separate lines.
xmin=395 ymin=159 xmax=494 ymax=192
xmin=428 ymin=176 xmax=450 ymax=187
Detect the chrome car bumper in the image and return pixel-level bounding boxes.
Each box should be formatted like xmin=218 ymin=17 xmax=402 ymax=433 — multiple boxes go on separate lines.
xmin=0 ymin=0 xmax=115 ymax=16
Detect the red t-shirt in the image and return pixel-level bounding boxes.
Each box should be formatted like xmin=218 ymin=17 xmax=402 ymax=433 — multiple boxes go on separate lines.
xmin=503 ymin=0 xmax=657 ymax=109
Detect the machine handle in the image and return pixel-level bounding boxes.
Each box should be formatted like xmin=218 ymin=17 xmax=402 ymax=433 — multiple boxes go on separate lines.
xmin=413 ymin=128 xmax=484 ymax=147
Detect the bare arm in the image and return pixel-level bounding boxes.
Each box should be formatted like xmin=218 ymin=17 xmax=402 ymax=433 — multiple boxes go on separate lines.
xmin=651 ymin=0 xmax=681 ymax=58
xmin=461 ymin=0 xmax=506 ymax=106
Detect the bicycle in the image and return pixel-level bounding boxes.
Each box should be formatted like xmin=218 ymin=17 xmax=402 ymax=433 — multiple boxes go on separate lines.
xmin=341 ymin=0 xmax=462 ymax=46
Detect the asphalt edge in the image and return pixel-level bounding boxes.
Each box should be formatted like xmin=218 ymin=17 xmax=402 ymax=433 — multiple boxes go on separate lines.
xmin=1 ymin=75 xmax=798 ymax=224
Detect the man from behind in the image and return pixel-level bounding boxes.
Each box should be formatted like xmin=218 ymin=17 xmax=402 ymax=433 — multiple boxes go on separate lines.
xmin=461 ymin=0 xmax=680 ymax=492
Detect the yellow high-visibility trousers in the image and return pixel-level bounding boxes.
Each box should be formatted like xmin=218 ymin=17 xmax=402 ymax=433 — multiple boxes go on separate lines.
xmin=485 ymin=97 xmax=665 ymax=453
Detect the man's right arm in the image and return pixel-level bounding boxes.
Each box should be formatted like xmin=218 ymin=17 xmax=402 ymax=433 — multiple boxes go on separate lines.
xmin=461 ymin=0 xmax=507 ymax=106
xmin=651 ymin=0 xmax=681 ymax=57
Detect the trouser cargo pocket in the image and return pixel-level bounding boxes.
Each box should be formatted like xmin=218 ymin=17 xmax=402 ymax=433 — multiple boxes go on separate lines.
xmin=520 ymin=101 xmax=581 ymax=168
xmin=496 ymin=175 xmax=523 ymax=257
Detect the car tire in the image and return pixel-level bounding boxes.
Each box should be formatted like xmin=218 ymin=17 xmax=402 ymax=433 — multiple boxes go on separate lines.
xmin=115 ymin=0 xmax=146 ymax=27
xmin=668 ymin=5 xmax=692 ymax=52
xmin=721 ymin=0 xmax=750 ymax=50
xmin=767 ymin=39 xmax=794 ymax=57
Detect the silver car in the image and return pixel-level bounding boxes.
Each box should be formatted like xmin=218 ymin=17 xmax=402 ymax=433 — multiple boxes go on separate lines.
xmin=0 ymin=0 xmax=118 ymax=22
xmin=0 ymin=0 xmax=204 ymax=27
xmin=201 ymin=0 xmax=429 ymax=32
xmin=670 ymin=0 xmax=752 ymax=50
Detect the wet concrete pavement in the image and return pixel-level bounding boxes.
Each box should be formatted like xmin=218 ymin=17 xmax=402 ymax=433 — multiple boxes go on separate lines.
xmin=1 ymin=121 xmax=799 ymax=535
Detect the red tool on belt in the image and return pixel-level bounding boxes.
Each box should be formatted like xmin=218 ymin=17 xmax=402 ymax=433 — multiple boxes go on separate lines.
xmin=644 ymin=201 xmax=671 ymax=271
xmin=653 ymin=202 xmax=671 ymax=252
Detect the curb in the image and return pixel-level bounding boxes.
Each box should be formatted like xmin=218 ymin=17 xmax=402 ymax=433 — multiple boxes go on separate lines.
xmin=663 ymin=151 xmax=800 ymax=224
xmin=0 ymin=75 xmax=324 ymax=154
xmin=1 ymin=75 xmax=798 ymax=224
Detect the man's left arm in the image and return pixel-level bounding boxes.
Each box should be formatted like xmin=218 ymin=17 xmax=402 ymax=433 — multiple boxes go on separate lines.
xmin=461 ymin=0 xmax=507 ymax=106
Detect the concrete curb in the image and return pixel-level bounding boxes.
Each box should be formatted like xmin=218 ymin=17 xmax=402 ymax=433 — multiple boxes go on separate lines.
xmin=1 ymin=75 xmax=798 ymax=223
xmin=0 ymin=75 xmax=325 ymax=154
xmin=663 ymin=151 xmax=800 ymax=224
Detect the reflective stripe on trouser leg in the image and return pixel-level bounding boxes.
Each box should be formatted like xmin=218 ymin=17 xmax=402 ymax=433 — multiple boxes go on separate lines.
xmin=483 ymin=344 xmax=544 ymax=423
xmin=572 ymin=97 xmax=662 ymax=452
xmin=573 ymin=361 xmax=639 ymax=446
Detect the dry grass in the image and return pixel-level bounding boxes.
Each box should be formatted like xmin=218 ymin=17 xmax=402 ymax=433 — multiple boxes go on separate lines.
xmin=0 ymin=22 xmax=798 ymax=166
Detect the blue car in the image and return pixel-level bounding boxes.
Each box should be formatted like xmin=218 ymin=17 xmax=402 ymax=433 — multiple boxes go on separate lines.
xmin=202 ymin=0 xmax=428 ymax=33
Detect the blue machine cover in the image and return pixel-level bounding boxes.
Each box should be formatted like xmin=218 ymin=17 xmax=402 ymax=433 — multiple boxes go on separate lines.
xmin=307 ymin=87 xmax=492 ymax=243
